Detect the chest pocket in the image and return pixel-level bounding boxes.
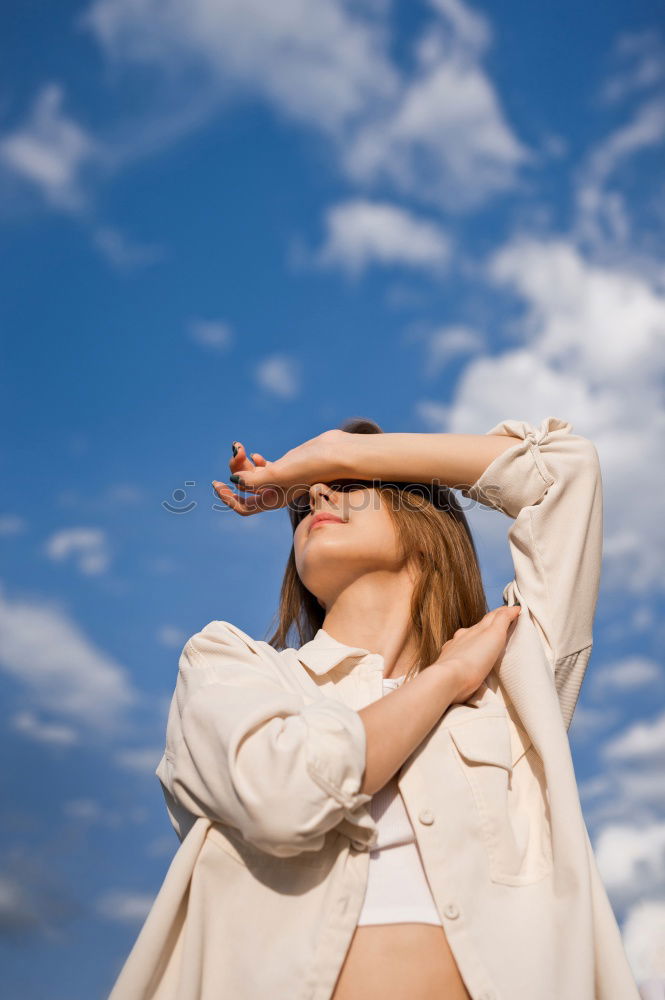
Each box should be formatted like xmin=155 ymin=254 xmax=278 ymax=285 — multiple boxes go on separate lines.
xmin=447 ymin=711 xmax=553 ymax=886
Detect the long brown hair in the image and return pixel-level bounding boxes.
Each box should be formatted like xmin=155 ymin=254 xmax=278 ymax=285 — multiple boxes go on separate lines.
xmin=265 ymin=416 xmax=489 ymax=681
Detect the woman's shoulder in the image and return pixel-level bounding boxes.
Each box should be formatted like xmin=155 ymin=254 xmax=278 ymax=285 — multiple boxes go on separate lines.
xmin=183 ymin=619 xmax=279 ymax=666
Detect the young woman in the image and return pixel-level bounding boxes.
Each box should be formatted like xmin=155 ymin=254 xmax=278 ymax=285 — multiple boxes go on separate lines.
xmin=107 ymin=415 xmax=641 ymax=1000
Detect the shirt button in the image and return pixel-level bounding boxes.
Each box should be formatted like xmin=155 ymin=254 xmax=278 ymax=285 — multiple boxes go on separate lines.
xmin=443 ymin=902 xmax=460 ymax=919
xmin=418 ymin=808 xmax=435 ymax=825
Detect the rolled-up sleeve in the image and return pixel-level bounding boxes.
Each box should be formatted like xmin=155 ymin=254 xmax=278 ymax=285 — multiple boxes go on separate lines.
xmin=157 ymin=621 xmax=377 ymax=857
xmin=459 ymin=416 xmax=603 ymax=728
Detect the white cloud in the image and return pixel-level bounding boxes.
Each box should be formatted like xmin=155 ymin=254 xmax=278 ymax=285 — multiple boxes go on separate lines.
xmin=81 ymin=0 xmax=529 ymax=212
xmin=622 ymin=898 xmax=665 ymax=984
xmin=10 ymin=711 xmax=79 ymax=747
xmin=61 ymin=797 xmax=146 ymax=828
xmin=146 ymin=834 xmax=179 ymax=858
xmin=567 ymin=703 xmax=618 ymax=744
xmin=157 ymin=625 xmax=187 ymax=648
xmin=599 ymin=30 xmax=665 ymax=106
xmin=144 ymin=555 xmax=178 ymax=575
xmin=580 ymin=762 xmax=665 ymax=831
xmin=415 ymin=400 xmax=452 ymax=431
xmin=0 ymin=515 xmax=27 ymax=537
xmin=114 ymin=746 xmax=163 ymax=775
xmin=0 ymin=83 xmax=97 ymax=210
xmin=425 ymin=324 xmax=485 ymax=374
xmin=44 ymin=527 xmax=110 ymax=575
xmin=460 ymin=237 xmax=665 ymax=597
xmin=254 ymin=355 xmax=301 ymax=399
xmin=92 ymin=225 xmax=166 ymax=270
xmin=344 ymin=34 xmax=531 ymax=210
xmin=54 ymin=483 xmax=146 ymax=513
xmin=588 ymin=656 xmax=663 ymax=699
xmin=62 ymin=798 xmax=104 ymax=822
xmin=317 ymin=199 xmax=451 ymax=276
xmin=81 ymin=0 xmax=397 ymax=134
xmin=602 ymin=711 xmax=665 ymax=763
xmin=187 ymin=317 xmax=234 ymax=351
xmin=574 ymin=96 xmax=665 ymax=249
xmin=96 ymin=889 xmax=154 ymax=924
xmin=0 ymin=874 xmax=40 ymax=932
xmin=584 ymin=97 xmax=665 ymax=186
xmin=487 ymin=238 xmax=665 ymax=384
xmin=0 ymin=582 xmax=138 ymax=734
xmin=105 ymin=484 xmax=145 ymax=506
xmin=594 ymin=821 xmax=665 ymax=901
xmin=427 ymin=0 xmax=491 ymax=52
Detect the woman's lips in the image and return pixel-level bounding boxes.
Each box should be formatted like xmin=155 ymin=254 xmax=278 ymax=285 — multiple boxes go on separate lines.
xmin=309 ymin=515 xmax=344 ymax=533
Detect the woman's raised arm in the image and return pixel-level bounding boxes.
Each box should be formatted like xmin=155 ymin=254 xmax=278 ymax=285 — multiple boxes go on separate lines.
xmin=213 ymin=428 xmax=522 ymax=515
xmin=341 ymin=428 xmax=524 ymax=489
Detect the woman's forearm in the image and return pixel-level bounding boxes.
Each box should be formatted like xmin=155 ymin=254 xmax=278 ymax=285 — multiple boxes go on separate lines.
xmin=358 ymin=662 xmax=461 ymax=796
xmin=343 ymin=431 xmax=522 ymax=489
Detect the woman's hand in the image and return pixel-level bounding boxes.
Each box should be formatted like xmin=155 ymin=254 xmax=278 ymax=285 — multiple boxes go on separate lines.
xmin=212 ymin=430 xmax=357 ymax=517
xmin=433 ymin=605 xmax=522 ymax=704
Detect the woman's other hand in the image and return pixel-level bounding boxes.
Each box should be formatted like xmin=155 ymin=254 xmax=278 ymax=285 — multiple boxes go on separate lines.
xmin=433 ymin=605 xmax=522 ymax=704
xmin=212 ymin=430 xmax=355 ymax=517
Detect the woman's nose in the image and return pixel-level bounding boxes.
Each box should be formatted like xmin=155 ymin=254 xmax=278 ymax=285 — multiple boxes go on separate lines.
xmin=310 ymin=482 xmax=330 ymax=500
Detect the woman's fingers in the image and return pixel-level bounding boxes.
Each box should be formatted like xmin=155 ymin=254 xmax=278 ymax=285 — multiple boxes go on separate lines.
xmin=495 ymin=605 xmax=521 ymax=623
xmin=229 ymin=441 xmax=256 ymax=475
xmin=212 ymin=481 xmax=278 ymax=516
xmin=478 ymin=605 xmax=521 ymax=628
xmin=220 ymin=442 xmax=280 ymax=510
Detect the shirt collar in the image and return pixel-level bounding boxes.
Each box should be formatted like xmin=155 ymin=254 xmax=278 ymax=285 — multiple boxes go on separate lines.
xmin=295 ymin=627 xmax=372 ymax=676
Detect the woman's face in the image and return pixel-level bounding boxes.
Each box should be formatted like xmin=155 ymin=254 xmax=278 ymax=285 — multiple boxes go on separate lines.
xmin=293 ymin=481 xmax=407 ymax=609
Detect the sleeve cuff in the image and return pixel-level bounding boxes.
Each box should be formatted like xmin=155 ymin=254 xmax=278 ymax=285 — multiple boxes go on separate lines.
xmin=302 ymin=698 xmax=373 ymax=810
xmin=459 ymin=416 xmax=572 ymax=519
xmin=303 ymin=697 xmax=379 ymax=850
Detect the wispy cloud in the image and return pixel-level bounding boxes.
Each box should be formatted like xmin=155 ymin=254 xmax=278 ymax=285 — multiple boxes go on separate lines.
xmin=44 ymin=527 xmax=111 ymax=575
xmin=92 ymin=225 xmax=166 ymax=270
xmin=574 ymin=95 xmax=665 ymax=249
xmin=602 ymin=711 xmax=665 ymax=763
xmin=254 ymin=354 xmax=301 ymax=399
xmin=0 ymin=515 xmax=27 ymax=537
xmin=414 ymin=400 xmax=452 ymax=431
xmin=621 ymin=898 xmax=665 ymax=983
xmin=588 ymin=656 xmax=663 ymax=699
xmin=0 ymin=583 xmax=138 ymax=735
xmin=80 ymin=0 xmax=529 ymax=212
xmin=10 ymin=711 xmax=79 ymax=747
xmin=598 ymin=30 xmax=665 ymax=106
xmin=0 ymin=83 xmax=98 ymax=210
xmin=343 ymin=16 xmax=531 ymax=210
xmin=424 ymin=324 xmax=485 ymax=375
xmin=96 ymin=889 xmax=154 ymax=924
xmin=594 ymin=820 xmax=665 ymax=903
xmin=456 ymin=236 xmax=665 ymax=596
xmin=157 ymin=625 xmax=187 ymax=648
xmin=81 ymin=0 xmax=397 ymax=134
xmin=187 ymin=317 xmax=234 ymax=351
xmin=316 ymin=199 xmax=451 ymax=276
xmin=113 ymin=746 xmax=163 ymax=776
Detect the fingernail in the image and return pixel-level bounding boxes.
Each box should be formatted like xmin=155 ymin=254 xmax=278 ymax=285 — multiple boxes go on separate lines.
xmin=231 ymin=442 xmax=239 ymax=457
xmin=230 ymin=473 xmax=240 ymax=484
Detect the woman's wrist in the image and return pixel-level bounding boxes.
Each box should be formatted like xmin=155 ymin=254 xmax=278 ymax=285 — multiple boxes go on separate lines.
xmin=342 ymin=431 xmax=447 ymax=484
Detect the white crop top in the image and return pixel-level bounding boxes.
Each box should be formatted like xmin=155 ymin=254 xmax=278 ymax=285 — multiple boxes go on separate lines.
xmin=356 ymin=675 xmax=443 ymax=927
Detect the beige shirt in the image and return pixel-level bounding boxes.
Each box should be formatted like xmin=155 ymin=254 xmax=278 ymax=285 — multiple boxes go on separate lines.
xmin=107 ymin=416 xmax=641 ymax=1000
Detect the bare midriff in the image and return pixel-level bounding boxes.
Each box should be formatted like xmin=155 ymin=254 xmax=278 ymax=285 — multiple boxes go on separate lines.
xmin=330 ymin=923 xmax=472 ymax=1000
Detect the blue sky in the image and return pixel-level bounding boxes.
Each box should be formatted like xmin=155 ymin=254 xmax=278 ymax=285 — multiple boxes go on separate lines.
xmin=1 ymin=0 xmax=664 ymax=996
